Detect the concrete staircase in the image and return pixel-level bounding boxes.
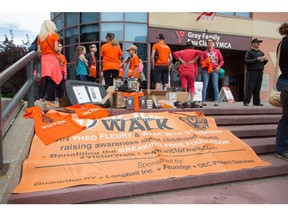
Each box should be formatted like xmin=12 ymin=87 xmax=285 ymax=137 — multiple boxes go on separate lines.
xmin=8 ymin=104 xmax=288 ymax=204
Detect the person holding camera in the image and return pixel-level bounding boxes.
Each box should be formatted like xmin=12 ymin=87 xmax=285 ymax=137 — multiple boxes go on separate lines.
xmin=243 ymin=38 xmax=268 ymax=106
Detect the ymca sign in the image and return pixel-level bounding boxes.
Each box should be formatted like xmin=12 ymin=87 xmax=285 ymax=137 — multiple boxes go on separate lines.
xmin=149 ymin=27 xmax=251 ymax=51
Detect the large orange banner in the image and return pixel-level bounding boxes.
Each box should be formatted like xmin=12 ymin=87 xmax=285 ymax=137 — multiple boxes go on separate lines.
xmin=13 ymin=111 xmax=269 ymax=193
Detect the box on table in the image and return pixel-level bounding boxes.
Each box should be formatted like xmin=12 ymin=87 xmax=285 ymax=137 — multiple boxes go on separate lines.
xmin=143 ymin=89 xmax=188 ymax=103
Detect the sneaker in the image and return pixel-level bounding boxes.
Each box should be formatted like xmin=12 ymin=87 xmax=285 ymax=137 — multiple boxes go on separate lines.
xmin=214 ymin=102 xmax=219 ymax=106
xmin=275 ymin=152 xmax=288 ymax=161
xmin=243 ymin=103 xmax=249 ymax=106
xmin=46 ymin=101 xmax=59 ymax=108
xmin=202 ymin=102 xmax=207 ymax=106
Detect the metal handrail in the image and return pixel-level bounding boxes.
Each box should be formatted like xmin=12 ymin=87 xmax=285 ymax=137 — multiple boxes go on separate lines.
xmin=0 ymin=51 xmax=38 ymax=171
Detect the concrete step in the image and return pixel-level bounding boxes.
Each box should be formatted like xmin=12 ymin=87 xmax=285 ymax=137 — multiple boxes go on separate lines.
xmin=214 ymin=115 xmax=281 ymax=125
xmin=8 ymin=153 xmax=288 ymax=204
xmin=221 ymin=124 xmax=278 ymax=138
xmin=243 ymin=137 xmax=276 ymax=154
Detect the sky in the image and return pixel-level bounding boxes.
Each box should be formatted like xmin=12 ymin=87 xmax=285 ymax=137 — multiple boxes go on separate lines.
xmin=0 ymin=12 xmax=50 ymax=45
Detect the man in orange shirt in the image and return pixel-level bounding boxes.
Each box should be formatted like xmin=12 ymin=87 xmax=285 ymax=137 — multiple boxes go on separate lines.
xmin=151 ymin=34 xmax=173 ymax=90
xmin=100 ymin=33 xmax=123 ymax=86
xmin=56 ymin=43 xmax=67 ymax=101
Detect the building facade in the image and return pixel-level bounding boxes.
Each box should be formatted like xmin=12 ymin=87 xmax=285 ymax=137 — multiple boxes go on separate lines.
xmin=51 ymin=12 xmax=287 ymax=101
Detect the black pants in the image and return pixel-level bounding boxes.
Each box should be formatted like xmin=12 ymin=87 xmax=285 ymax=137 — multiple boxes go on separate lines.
xmin=56 ymin=76 xmax=65 ymax=100
xmin=103 ymin=70 xmax=119 ymax=87
xmin=39 ymin=77 xmax=57 ymax=101
xmin=244 ymin=70 xmax=263 ymax=105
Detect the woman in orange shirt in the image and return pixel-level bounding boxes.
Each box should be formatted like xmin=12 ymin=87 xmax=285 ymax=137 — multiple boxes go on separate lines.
xmin=37 ymin=20 xmax=62 ymax=107
xmin=100 ymin=32 xmax=123 ymax=86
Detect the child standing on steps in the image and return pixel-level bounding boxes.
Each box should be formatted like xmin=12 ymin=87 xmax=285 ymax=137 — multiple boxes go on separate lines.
xmin=75 ymin=45 xmax=88 ymax=81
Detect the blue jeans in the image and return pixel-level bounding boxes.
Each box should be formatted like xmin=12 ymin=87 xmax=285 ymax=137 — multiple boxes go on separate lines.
xmin=275 ymin=79 xmax=288 ymax=155
xmin=276 ymin=77 xmax=288 ymax=91
xmin=202 ymin=69 xmax=219 ymax=102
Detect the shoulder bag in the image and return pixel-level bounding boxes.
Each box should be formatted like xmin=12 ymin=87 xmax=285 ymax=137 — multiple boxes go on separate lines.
xmin=269 ymin=42 xmax=282 ymax=107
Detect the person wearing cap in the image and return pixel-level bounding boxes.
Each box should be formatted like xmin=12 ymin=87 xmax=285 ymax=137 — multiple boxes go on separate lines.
xmin=126 ymin=45 xmax=140 ymax=79
xmin=243 ymin=38 xmax=268 ymax=106
xmin=151 ymin=33 xmax=173 ymax=90
xmin=100 ymin=32 xmax=123 ymax=86
xmin=173 ymin=41 xmax=203 ymax=101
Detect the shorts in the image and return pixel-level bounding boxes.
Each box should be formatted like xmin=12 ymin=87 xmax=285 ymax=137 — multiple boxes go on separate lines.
xmin=153 ymin=65 xmax=169 ymax=84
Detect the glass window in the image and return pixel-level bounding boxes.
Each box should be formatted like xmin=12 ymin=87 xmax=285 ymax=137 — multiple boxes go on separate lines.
xmin=125 ymin=12 xmax=147 ymax=23
xmin=235 ymin=12 xmax=251 ymax=17
xmin=54 ymin=15 xmax=64 ymax=31
xmin=80 ymin=24 xmax=99 ymax=42
xmin=134 ymin=43 xmax=147 ymax=61
xmin=216 ymin=12 xmax=251 ymax=18
xmin=125 ymin=23 xmax=147 ymax=42
xmin=64 ymin=13 xmax=78 ymax=27
xmin=57 ymin=31 xmax=64 ymax=42
xmin=123 ymin=43 xmax=147 ymax=61
xmin=64 ymin=27 xmax=78 ymax=44
xmin=80 ymin=12 xmax=100 ymax=24
xmin=101 ymin=23 xmax=123 ymax=41
xmin=101 ymin=12 xmax=123 ymax=21
xmin=65 ymin=45 xmax=77 ymax=63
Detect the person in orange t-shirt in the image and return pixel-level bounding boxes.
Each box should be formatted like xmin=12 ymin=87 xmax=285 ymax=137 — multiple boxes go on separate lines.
xmin=100 ymin=33 xmax=123 ymax=86
xmin=56 ymin=43 xmax=67 ymax=101
xmin=126 ymin=45 xmax=140 ymax=79
xmin=151 ymin=34 xmax=173 ymax=90
xmin=37 ymin=20 xmax=62 ymax=107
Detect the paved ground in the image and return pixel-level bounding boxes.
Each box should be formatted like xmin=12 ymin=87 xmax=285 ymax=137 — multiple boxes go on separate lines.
xmin=91 ymin=175 xmax=288 ymax=204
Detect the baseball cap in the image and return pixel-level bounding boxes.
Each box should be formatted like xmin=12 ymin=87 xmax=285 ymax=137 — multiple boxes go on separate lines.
xmin=251 ymin=38 xmax=263 ymax=43
xmin=156 ymin=33 xmax=165 ymax=40
xmin=126 ymin=45 xmax=137 ymax=51
xmin=106 ymin=32 xmax=115 ymax=39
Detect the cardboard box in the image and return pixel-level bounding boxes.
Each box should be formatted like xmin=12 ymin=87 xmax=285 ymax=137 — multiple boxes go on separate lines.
xmin=143 ymin=89 xmax=188 ymax=103
xmin=142 ymin=89 xmax=167 ymax=100
xmin=175 ymin=92 xmax=189 ymax=102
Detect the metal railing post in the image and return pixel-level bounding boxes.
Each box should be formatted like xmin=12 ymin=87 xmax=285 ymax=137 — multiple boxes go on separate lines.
xmin=26 ymin=61 xmax=34 ymax=108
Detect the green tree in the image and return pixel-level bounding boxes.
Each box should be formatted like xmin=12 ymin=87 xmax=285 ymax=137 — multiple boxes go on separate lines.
xmin=0 ymin=30 xmax=30 ymax=97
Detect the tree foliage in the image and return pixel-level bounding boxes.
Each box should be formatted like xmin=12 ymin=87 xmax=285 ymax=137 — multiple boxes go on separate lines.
xmin=0 ymin=30 xmax=30 ymax=97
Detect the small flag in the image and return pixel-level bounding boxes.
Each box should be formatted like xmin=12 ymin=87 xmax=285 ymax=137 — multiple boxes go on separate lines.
xmin=196 ymin=12 xmax=215 ymax=22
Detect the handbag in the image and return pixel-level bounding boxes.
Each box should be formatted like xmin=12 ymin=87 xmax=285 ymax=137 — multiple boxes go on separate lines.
xmin=174 ymin=51 xmax=182 ymax=72
xmin=269 ymin=42 xmax=282 ymax=107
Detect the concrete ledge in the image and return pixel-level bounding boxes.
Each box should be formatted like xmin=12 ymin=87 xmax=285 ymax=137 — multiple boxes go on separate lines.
xmin=8 ymin=154 xmax=288 ymax=204
xmin=0 ymin=104 xmax=34 ymax=204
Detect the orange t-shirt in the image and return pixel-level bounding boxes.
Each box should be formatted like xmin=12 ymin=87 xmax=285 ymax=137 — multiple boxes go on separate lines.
xmin=23 ymin=106 xmax=85 ymax=145
xmin=65 ymin=104 xmax=110 ymax=120
xmin=101 ymin=42 xmax=123 ymax=71
xmin=56 ymin=53 xmax=67 ymax=76
xmin=37 ymin=33 xmax=59 ymax=55
xmin=128 ymin=55 xmax=140 ymax=79
xmin=89 ymin=55 xmax=97 ymax=78
xmin=152 ymin=41 xmax=171 ymax=66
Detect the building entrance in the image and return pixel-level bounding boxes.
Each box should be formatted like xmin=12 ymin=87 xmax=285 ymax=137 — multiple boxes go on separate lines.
xmin=169 ymin=44 xmax=246 ymax=102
